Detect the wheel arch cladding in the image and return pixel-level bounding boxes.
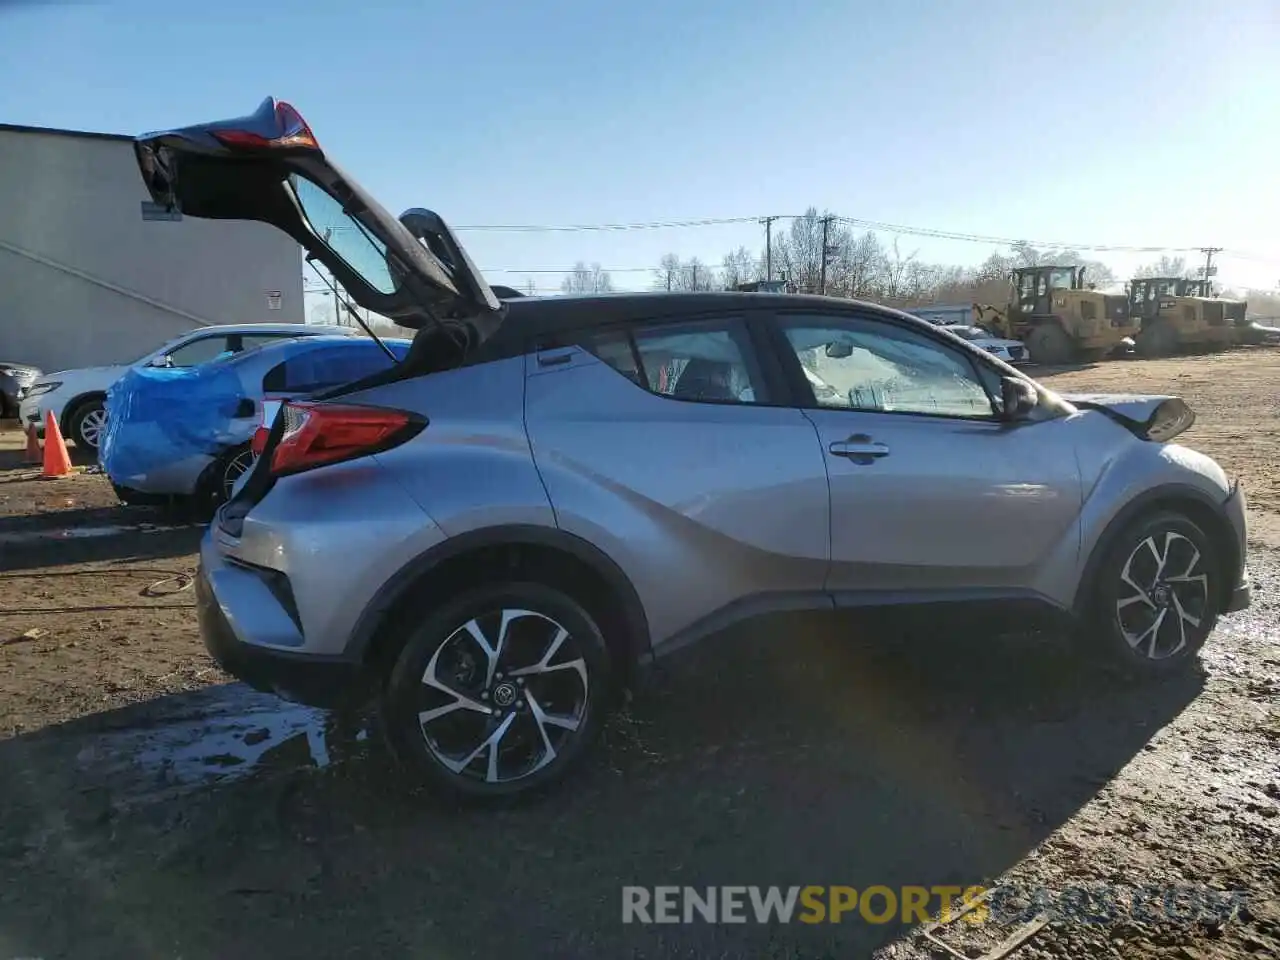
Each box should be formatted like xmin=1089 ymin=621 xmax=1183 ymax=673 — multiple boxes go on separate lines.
xmin=351 ymin=525 xmax=652 ymax=687
xmin=1074 ymin=484 xmax=1241 ymax=617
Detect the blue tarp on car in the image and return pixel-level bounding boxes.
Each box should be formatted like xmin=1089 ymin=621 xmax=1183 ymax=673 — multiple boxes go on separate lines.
xmin=100 ymin=337 xmax=410 ymax=491
xmin=100 ymin=360 xmax=249 ymax=487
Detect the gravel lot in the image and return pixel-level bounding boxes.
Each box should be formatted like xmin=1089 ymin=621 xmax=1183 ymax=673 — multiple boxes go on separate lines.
xmin=0 ymin=349 xmax=1277 ymax=960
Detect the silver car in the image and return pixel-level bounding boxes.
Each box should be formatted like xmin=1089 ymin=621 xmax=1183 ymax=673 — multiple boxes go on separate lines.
xmin=140 ymin=100 xmax=1251 ymax=801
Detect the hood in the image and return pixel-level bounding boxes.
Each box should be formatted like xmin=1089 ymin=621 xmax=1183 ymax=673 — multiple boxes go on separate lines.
xmin=134 ymin=98 xmax=502 ymax=346
xmin=1060 ymin=392 xmax=1196 ymax=443
xmin=40 ymin=364 xmax=126 ymax=382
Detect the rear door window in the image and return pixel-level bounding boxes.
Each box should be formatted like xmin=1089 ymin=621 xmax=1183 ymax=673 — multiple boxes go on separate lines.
xmin=579 ymin=316 xmax=768 ymax=404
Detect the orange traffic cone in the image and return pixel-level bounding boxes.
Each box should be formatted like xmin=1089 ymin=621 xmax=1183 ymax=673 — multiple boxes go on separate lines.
xmin=24 ymin=423 xmax=41 ymax=464
xmin=41 ymin=409 xmax=73 ymax=479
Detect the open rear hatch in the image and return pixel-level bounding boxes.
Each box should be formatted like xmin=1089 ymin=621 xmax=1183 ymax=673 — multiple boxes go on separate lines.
xmin=136 ymin=98 xmax=505 ymax=530
xmin=134 ymin=97 xmax=502 ymax=358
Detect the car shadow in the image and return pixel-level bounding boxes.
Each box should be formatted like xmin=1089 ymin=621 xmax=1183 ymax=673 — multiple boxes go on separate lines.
xmin=0 ymin=506 xmax=202 ymax=572
xmin=0 ymin=615 xmax=1204 ymax=959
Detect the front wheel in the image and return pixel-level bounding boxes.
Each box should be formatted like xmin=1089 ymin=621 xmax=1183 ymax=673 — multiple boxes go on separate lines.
xmin=1081 ymin=510 xmax=1220 ymax=678
xmin=382 ymin=581 xmax=612 ymax=801
xmin=1026 ymin=324 xmax=1075 ymax=365
xmin=67 ymin=398 xmax=107 ymax=450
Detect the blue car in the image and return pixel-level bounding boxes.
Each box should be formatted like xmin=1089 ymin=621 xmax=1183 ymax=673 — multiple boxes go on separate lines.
xmin=101 ymin=334 xmax=409 ymax=514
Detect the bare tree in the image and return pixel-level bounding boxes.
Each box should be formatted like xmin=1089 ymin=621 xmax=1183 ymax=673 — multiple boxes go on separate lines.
xmin=653 ymin=253 xmax=682 ymax=291
xmin=720 ymin=246 xmax=758 ymax=289
xmin=681 ymin=257 xmax=718 ymax=292
xmin=1134 ymin=255 xmax=1193 ymax=279
xmin=561 ymin=261 xmax=614 ymax=295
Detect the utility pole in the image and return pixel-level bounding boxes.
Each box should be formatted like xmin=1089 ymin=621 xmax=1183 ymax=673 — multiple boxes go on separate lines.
xmin=691 ymin=262 xmax=699 ymax=289
xmin=332 ymin=275 xmax=342 ymax=326
xmin=819 ymin=216 xmax=834 ymax=296
xmin=762 ymin=216 xmax=777 ymax=282
xmin=1199 ymin=247 xmax=1222 ymax=296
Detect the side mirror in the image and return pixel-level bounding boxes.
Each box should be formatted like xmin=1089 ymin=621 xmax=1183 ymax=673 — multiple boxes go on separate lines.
xmin=999 ymin=376 xmax=1037 ymax=421
xmin=825 ymin=341 xmax=853 ymax=359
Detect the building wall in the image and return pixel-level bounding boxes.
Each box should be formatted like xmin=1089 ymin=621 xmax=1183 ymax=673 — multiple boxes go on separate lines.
xmin=0 ymin=127 xmax=304 ymax=372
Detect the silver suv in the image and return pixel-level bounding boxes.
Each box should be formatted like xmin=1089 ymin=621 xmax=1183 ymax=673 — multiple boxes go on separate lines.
xmin=139 ymin=100 xmax=1251 ymax=801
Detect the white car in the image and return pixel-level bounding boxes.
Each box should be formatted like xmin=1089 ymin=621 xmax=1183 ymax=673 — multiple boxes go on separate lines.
xmin=19 ymin=322 xmax=356 ymax=449
xmin=941 ymin=324 xmax=1029 ymax=365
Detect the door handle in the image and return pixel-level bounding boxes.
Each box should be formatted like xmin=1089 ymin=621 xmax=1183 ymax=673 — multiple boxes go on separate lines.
xmin=828 ymin=434 xmax=890 ymax=461
xmin=536 ymin=350 xmax=575 ymax=367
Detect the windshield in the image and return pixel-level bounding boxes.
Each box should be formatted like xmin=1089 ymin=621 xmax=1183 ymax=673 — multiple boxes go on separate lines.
xmin=1047 ymin=268 xmax=1077 ymax=290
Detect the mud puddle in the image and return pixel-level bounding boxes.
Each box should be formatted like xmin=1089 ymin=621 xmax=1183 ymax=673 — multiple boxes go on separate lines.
xmin=15 ymin=683 xmax=372 ymax=813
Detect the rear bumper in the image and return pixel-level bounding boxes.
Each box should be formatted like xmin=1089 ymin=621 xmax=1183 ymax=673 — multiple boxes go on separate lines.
xmin=196 ymin=535 xmax=366 ymax=708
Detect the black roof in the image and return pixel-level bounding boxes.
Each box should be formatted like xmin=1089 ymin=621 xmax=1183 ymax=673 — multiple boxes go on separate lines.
xmin=478 ymin=291 xmax=918 ymax=357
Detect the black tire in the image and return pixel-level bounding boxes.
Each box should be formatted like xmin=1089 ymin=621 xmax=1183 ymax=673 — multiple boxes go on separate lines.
xmin=193 ymin=445 xmax=254 ymax=520
xmin=1080 ymin=510 xmax=1220 ymax=678
xmin=1026 ymin=324 xmax=1075 ymax=365
xmin=66 ymin=397 xmax=107 ymax=450
xmin=1135 ymin=320 xmax=1177 ymax=358
xmin=382 ymin=581 xmax=613 ymax=801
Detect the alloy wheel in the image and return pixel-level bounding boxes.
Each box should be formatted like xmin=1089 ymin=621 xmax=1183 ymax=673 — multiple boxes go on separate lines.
xmin=79 ymin=407 xmax=107 ymax=448
xmin=221 ymin=449 xmax=255 ymax=500
xmin=1115 ymin=530 xmax=1210 ymax=660
xmin=416 ymin=608 xmax=590 ymax=784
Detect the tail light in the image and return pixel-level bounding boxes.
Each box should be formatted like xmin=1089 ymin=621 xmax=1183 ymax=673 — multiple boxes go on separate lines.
xmin=212 ymin=100 xmax=320 ymax=151
xmin=250 ymin=426 xmax=271 ymax=456
xmin=269 ymin=401 xmax=423 ymax=477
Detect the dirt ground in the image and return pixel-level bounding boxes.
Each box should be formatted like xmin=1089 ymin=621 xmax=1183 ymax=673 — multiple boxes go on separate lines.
xmin=0 ymin=350 xmax=1278 ymax=960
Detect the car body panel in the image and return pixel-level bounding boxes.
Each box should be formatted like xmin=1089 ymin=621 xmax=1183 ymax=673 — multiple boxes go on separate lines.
xmin=524 ymin=345 xmax=831 ymax=649
xmin=214 ymin=457 xmax=448 ymax=656
xmin=808 ymin=409 xmax=1083 ymax=596
xmin=343 ymin=353 xmax=558 ymax=536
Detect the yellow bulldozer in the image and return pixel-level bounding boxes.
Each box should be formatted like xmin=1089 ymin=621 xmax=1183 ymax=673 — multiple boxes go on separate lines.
xmin=972 ymin=265 xmax=1136 ymax=364
xmin=1127 ymin=277 xmax=1245 ymax=356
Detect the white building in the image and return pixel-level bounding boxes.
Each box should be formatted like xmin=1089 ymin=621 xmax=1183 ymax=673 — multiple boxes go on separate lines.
xmin=0 ymin=122 xmax=305 ymax=372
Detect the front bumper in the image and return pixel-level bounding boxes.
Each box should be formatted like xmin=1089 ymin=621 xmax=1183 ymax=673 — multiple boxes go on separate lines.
xmin=18 ymin=395 xmax=45 ymax=432
xmin=1223 ymin=481 xmax=1252 ymax=614
xmin=196 ymin=533 xmax=367 ymax=708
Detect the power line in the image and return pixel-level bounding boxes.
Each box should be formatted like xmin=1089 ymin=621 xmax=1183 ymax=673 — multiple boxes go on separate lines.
xmin=321 ymin=214 xmax=1277 ymax=263
xmin=451 ymin=216 xmax=765 ymax=233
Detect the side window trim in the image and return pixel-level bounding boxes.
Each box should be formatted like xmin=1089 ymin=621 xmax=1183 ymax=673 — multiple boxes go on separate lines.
xmin=770 ymin=308 xmax=1004 ymax=422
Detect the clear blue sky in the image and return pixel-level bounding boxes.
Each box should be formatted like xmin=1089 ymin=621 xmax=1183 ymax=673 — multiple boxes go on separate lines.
xmin=2 ymin=0 xmax=1277 ymax=297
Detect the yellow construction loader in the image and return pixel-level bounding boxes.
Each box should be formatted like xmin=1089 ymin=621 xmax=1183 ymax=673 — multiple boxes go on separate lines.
xmin=1128 ymin=277 xmax=1242 ymax=356
xmin=972 ymin=265 xmax=1136 ymax=364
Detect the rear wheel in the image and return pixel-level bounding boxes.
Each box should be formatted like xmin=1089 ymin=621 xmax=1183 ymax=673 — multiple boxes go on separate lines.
xmin=1081 ymin=510 xmax=1220 ymax=678
xmin=382 ymin=581 xmax=612 ymax=801
xmin=67 ymin=398 xmax=107 ymax=450
xmin=193 ymin=444 xmax=254 ymax=520
xmin=1026 ymin=324 xmax=1075 ymax=365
